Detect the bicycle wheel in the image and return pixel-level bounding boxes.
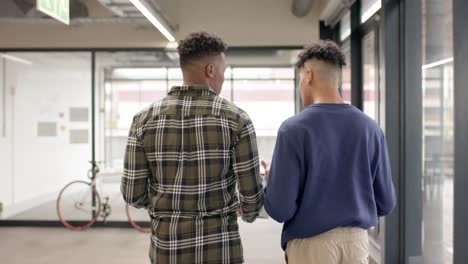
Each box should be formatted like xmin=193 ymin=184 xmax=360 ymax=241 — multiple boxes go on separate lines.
xmin=57 ymin=180 xmax=101 ymax=231
xmin=126 ymin=204 xmax=151 ymax=233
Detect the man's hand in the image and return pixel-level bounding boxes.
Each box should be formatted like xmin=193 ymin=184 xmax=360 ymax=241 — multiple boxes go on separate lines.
xmin=261 ymin=160 xmax=270 ymax=182
xmin=237 ymin=207 xmax=243 ymax=217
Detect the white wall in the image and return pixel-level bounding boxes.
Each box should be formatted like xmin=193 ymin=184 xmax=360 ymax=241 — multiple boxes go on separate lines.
xmin=1 ymin=53 xmax=92 ymax=218
xmin=0 ymin=0 xmax=325 ymax=48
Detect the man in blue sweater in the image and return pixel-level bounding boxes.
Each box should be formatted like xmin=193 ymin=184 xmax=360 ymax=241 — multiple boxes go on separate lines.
xmin=262 ymin=41 xmax=396 ymax=263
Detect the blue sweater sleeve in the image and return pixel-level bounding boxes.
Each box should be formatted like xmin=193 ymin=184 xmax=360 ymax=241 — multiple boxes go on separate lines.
xmin=264 ymin=126 xmax=303 ymax=223
xmin=373 ymin=134 xmax=396 ymax=216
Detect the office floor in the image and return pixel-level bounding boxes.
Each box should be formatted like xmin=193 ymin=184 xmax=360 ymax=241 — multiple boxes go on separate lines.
xmin=2 ymin=180 xmax=454 ymax=263
xmin=0 ymin=219 xmax=285 ymax=264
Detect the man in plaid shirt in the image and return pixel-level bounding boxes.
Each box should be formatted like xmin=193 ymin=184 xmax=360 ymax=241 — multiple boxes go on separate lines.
xmin=121 ymin=32 xmax=264 ymax=264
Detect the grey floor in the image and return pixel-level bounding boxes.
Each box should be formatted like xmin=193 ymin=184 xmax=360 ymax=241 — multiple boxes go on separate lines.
xmin=0 ymin=219 xmax=285 ymax=264
xmin=11 ymin=182 xmax=147 ymax=222
xmin=3 ymin=178 xmax=455 ymax=264
xmin=2 ymin=181 xmax=285 ymax=263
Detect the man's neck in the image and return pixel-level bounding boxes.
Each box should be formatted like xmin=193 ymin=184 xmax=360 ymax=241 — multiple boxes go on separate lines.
xmin=311 ymin=95 xmax=344 ymax=105
xmin=183 ymin=80 xmax=209 ymax=87
xmin=182 ymin=70 xmax=209 ymax=87
xmin=303 ymin=86 xmax=344 ymax=107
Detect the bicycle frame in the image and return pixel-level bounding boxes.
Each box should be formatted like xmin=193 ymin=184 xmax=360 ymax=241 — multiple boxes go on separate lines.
xmin=85 ymin=161 xmax=97 ymax=212
xmin=89 ymin=164 xmax=126 ymax=221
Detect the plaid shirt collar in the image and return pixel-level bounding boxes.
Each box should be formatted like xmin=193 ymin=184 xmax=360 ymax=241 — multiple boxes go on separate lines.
xmin=168 ymin=85 xmax=217 ymax=96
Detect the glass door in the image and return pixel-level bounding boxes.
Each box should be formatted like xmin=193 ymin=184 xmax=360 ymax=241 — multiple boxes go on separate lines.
xmin=362 ymin=28 xmax=381 ymax=123
xmin=341 ymin=40 xmax=352 ymax=104
xmin=361 ymin=17 xmax=385 ymax=264
xmin=421 ymin=0 xmax=454 ymax=263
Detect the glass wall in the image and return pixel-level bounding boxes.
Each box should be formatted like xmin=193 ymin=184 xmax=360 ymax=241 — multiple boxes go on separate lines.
xmin=363 ymin=29 xmax=379 ymax=122
xmin=0 ymin=55 xmax=11 ymax=146
xmin=103 ymin=66 xmax=294 ymax=167
xmin=0 ymin=49 xmax=298 ymax=225
xmin=0 ymin=57 xmax=4 ymax=138
xmin=0 ymin=56 xmax=11 ymax=209
xmin=0 ymin=52 xmax=92 ymax=221
xmin=360 ymin=14 xmax=385 ymax=258
xmin=340 ymin=11 xmax=352 ymax=41
xmin=361 ymin=0 xmax=382 ymax=24
xmin=421 ymin=0 xmax=454 ymax=263
xmin=104 ymin=68 xmax=168 ymax=169
xmin=341 ymin=41 xmax=352 ymax=104
xmin=340 ymin=10 xmax=352 ymax=105
xmin=332 ymin=1 xmax=460 ymax=262
xmin=95 ymin=50 xmax=297 ymax=221
xmin=231 ymin=67 xmax=295 ymax=163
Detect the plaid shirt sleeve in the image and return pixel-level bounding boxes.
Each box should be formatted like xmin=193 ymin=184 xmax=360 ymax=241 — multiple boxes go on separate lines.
xmin=121 ymin=115 xmax=151 ymax=209
xmin=233 ymin=115 xmax=264 ymax=223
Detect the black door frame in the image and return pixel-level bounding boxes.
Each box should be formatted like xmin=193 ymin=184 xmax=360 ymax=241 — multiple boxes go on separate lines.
xmin=453 ymin=0 xmax=468 ymax=262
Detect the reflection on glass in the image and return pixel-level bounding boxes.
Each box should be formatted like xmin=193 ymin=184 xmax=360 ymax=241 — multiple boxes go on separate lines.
xmin=361 ymin=0 xmax=382 ymax=24
xmin=168 ymin=68 xmax=183 ymax=89
xmin=232 ymin=68 xmax=294 ymax=79
xmin=363 ymin=30 xmax=379 ymax=122
xmin=233 ymin=68 xmax=295 ymax=163
xmin=362 ymin=29 xmax=382 ymax=240
xmin=0 ymin=50 xmax=298 ymax=223
xmin=0 ymin=58 xmax=4 ymax=138
xmin=112 ymin=68 xmax=167 ymax=80
xmin=168 ymin=68 xmax=183 ymax=80
xmin=341 ymin=41 xmax=351 ymax=104
xmin=422 ymin=0 xmax=453 ymax=263
xmin=168 ymin=67 xmax=232 ymax=100
xmin=219 ymin=81 xmax=232 ymax=101
xmin=103 ymin=66 xmax=295 ymax=167
xmin=1 ymin=52 xmax=92 ymax=221
xmin=340 ymin=11 xmax=352 ymax=41
xmin=105 ymin=79 xmax=167 ymax=168
xmin=219 ymin=67 xmax=233 ymax=100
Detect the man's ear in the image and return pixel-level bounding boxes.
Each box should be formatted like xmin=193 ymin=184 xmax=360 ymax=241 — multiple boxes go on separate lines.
xmin=206 ymin=64 xmax=215 ymax=78
xmin=306 ymin=68 xmax=314 ymax=84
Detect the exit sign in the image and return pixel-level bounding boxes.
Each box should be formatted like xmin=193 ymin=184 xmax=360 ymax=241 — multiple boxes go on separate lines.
xmin=37 ymin=0 xmax=70 ymax=25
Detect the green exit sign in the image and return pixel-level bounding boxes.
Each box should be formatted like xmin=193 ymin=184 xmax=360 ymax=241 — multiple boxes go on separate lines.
xmin=37 ymin=0 xmax=70 ymax=25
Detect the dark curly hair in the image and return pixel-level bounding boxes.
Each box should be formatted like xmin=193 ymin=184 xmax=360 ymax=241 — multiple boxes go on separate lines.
xmin=177 ymin=32 xmax=227 ymax=67
xmin=295 ymin=40 xmax=346 ymax=69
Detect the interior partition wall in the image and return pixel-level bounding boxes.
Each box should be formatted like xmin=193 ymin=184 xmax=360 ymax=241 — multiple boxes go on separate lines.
xmin=0 ymin=47 xmax=301 ymax=226
xmin=0 ymin=52 xmax=93 ymax=223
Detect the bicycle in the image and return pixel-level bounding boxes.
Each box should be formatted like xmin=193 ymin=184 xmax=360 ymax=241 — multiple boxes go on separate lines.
xmin=56 ymin=161 xmax=151 ymax=232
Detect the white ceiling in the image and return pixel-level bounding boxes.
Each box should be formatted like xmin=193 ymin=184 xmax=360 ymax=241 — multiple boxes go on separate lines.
xmin=0 ymin=0 xmax=327 ymax=48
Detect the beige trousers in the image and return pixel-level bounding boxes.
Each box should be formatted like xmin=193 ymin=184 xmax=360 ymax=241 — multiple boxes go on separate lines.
xmin=285 ymin=227 xmax=369 ymax=264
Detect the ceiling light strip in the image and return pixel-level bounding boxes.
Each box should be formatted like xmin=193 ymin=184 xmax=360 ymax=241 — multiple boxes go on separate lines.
xmin=1 ymin=54 xmax=33 ymax=65
xmin=128 ymin=0 xmax=176 ymax=42
xmin=422 ymin=57 xmax=454 ymax=70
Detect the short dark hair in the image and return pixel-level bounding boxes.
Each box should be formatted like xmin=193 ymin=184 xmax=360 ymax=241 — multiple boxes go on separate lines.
xmin=295 ymin=40 xmax=346 ymax=69
xmin=177 ymin=31 xmax=227 ymax=67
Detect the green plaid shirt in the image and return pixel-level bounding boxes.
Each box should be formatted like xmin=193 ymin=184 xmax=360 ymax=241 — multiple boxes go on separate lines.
xmin=121 ymin=85 xmax=264 ymax=264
